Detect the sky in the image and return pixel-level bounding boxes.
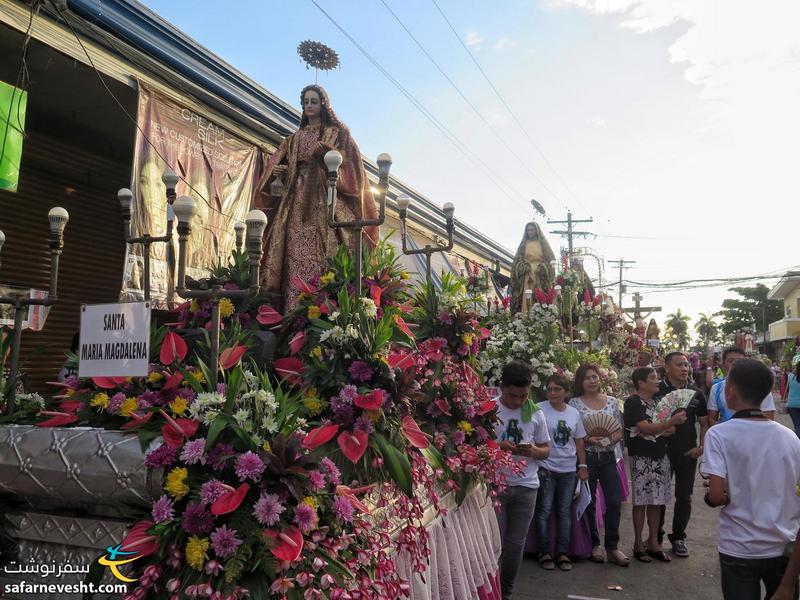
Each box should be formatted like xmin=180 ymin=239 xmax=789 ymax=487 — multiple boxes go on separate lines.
xmin=139 ymin=0 xmax=800 ymax=337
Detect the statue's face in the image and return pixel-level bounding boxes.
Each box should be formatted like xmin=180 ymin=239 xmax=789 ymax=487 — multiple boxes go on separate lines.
xmin=303 ymin=90 xmax=322 ymax=120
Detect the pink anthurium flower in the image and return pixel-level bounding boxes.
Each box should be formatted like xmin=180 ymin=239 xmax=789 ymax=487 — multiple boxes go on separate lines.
xmin=211 ymin=483 xmax=250 ymax=516
xmin=353 ymin=390 xmax=384 ymax=411
xmin=160 ymin=332 xmax=187 ymax=365
xmin=337 ymin=430 xmax=369 ymax=464
xmin=400 ymin=415 xmax=431 ymax=449
xmin=219 ymin=345 xmax=247 ymax=370
xmin=302 ymin=424 xmax=339 ymax=450
xmin=256 ymin=305 xmax=283 ymax=326
xmin=264 ymin=527 xmax=304 ymax=562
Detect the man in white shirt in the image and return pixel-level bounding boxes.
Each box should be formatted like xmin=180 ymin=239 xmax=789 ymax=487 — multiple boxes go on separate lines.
xmin=708 ymin=347 xmax=775 ymax=425
xmin=705 ymin=358 xmax=800 ymax=600
xmin=494 ymin=360 xmax=550 ymax=600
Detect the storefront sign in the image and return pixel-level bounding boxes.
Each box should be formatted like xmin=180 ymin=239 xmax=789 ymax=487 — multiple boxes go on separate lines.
xmin=78 ymin=302 xmax=151 ymax=377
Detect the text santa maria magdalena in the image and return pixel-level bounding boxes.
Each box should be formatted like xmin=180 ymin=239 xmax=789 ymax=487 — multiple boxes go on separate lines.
xmin=80 ymin=341 xmax=147 ymax=361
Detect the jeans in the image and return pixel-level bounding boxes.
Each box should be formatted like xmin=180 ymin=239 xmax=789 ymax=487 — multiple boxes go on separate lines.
xmin=586 ymin=451 xmax=621 ymax=550
xmin=719 ymin=552 xmax=798 ymax=600
xmin=536 ymin=469 xmax=577 ymax=556
xmin=788 ymin=407 xmax=800 ymax=438
xmin=496 ymin=485 xmax=538 ymax=600
xmin=658 ymin=454 xmax=697 ymax=544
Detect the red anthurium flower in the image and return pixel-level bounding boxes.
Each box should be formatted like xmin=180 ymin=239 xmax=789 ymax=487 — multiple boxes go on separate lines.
xmin=120 ymin=412 xmax=153 ymax=430
xmin=353 ymin=389 xmax=384 ymax=411
xmin=163 ymin=371 xmax=184 ymax=391
xmin=160 ymin=411 xmax=199 ymax=448
xmin=289 ymin=331 xmax=306 ymax=356
xmin=220 ymin=345 xmax=247 ymax=370
xmin=273 ymin=357 xmax=305 ymax=386
xmin=120 ymin=520 xmax=159 ymax=558
xmin=211 ymin=483 xmax=250 ymax=516
xmin=434 ymin=399 xmax=452 ymax=416
xmin=369 ymin=283 xmax=383 ymax=307
xmin=337 ymin=430 xmax=369 ymax=464
xmin=394 ymin=316 xmax=415 ymax=340
xmin=160 ymin=332 xmax=187 ymax=365
xmin=476 ymin=400 xmax=497 ymax=416
xmin=36 ymin=411 xmax=79 ymax=427
xmin=400 ymin=416 xmax=431 ymax=449
xmin=290 ymin=275 xmax=316 ymax=295
xmin=256 ymin=304 xmax=283 ymax=326
xmin=91 ymin=376 xmax=118 ymax=390
xmin=264 ymin=527 xmax=304 ymax=562
xmin=302 ymin=424 xmax=339 ymax=450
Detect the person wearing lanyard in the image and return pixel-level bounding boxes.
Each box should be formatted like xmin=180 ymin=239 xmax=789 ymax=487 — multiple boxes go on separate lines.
xmin=656 ymin=352 xmax=709 ymax=558
xmin=705 ymin=359 xmax=800 ymax=600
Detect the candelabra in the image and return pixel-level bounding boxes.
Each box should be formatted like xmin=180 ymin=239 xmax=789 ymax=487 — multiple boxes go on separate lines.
xmin=324 ymin=151 xmax=391 ymax=296
xmin=118 ymin=169 xmax=180 ymax=301
xmin=0 ymin=207 xmax=69 ymax=414
xmin=395 ymin=193 xmax=456 ymax=287
xmin=172 ymin=195 xmax=268 ymax=388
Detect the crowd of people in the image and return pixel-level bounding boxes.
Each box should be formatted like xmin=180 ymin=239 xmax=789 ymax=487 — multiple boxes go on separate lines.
xmin=493 ymin=347 xmax=800 ymax=600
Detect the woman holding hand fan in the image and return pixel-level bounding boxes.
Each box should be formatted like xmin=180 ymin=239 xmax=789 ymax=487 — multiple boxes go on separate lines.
xmin=571 ymin=364 xmax=629 ymax=566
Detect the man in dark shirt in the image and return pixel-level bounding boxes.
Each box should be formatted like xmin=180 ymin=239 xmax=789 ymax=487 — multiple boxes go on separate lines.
xmin=656 ymin=351 xmax=709 ymax=558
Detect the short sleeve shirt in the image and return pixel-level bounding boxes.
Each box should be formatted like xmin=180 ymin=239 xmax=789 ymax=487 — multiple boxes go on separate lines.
xmin=624 ymin=394 xmax=668 ymax=459
xmin=570 ymin=396 xmax=623 ymax=454
xmin=656 ymin=379 xmax=707 ymax=457
xmin=539 ymin=402 xmax=586 ymax=473
xmin=494 ymin=397 xmax=551 ymax=489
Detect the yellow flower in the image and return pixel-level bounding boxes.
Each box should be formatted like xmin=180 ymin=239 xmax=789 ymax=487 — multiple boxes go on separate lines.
xmin=218 ymin=297 xmax=235 ymax=319
xmin=400 ymin=271 xmax=410 ymax=280
xmin=185 ymin=536 xmax=209 ymax=571
xmin=147 ymin=371 xmax=164 ymax=384
xmin=189 ymin=299 xmax=200 ymax=313
xmin=320 ymin=271 xmax=335 ymax=286
xmin=310 ymin=346 xmax=323 ymax=360
xmin=307 ymin=305 xmax=321 ymax=320
xmin=119 ymin=397 xmax=138 ymax=417
xmin=461 ymin=333 xmax=475 ymax=346
xmin=165 ymin=467 xmax=189 ymax=500
xmin=170 ymin=396 xmax=188 ymax=416
xmin=458 ymin=420 xmax=474 ymax=435
xmin=90 ymin=392 xmax=109 ymax=411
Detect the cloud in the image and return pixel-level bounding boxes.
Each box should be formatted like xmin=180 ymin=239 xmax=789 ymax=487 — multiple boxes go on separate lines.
xmin=464 ymin=31 xmax=484 ymax=48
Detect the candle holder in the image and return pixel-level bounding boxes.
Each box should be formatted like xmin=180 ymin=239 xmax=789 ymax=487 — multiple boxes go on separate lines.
xmin=172 ymin=195 xmax=268 ymax=388
xmin=396 ymin=193 xmax=456 ymax=287
xmin=324 ymin=151 xmax=391 ymax=296
xmin=118 ymin=169 xmax=180 ymax=301
xmin=0 ymin=207 xmax=69 ymax=414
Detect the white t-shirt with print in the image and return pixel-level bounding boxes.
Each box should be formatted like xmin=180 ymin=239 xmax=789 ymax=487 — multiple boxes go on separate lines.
xmin=707 ymin=378 xmax=776 ymax=420
xmin=704 ymin=418 xmax=800 ymax=559
xmin=494 ymin=397 xmax=551 ymax=489
xmin=539 ymin=402 xmax=586 ymax=473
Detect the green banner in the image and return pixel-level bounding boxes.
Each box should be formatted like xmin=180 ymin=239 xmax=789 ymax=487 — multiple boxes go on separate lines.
xmin=0 ymin=81 xmax=27 ymax=193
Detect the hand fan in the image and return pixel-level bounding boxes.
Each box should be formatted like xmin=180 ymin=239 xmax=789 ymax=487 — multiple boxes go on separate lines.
xmin=582 ymin=412 xmax=621 ymax=438
xmin=653 ymin=388 xmax=695 ymax=423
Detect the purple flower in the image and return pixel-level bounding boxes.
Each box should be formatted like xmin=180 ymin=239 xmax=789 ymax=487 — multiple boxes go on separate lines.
xmin=294 ymin=503 xmax=317 ymax=532
xmin=210 ymin=525 xmax=242 ymax=558
xmin=340 ymin=385 xmax=358 ymax=403
xmin=307 ymin=470 xmax=326 ymax=491
xmin=348 ymin=361 xmax=374 ymax=382
xmin=151 ymin=495 xmax=174 ymax=523
xmin=207 ymin=443 xmax=233 ymax=471
xmin=452 ymin=430 xmax=465 ymax=445
xmin=235 ymin=451 xmax=265 ymax=482
xmin=108 ymin=392 xmax=126 ymax=415
xmin=200 ymin=479 xmax=227 ymax=505
xmin=353 ymin=416 xmax=374 ymax=435
xmin=182 ymin=502 xmax=213 ymax=536
xmin=320 ymin=458 xmax=341 ymax=486
xmin=144 ymin=444 xmax=177 ymax=468
xmin=332 ymin=496 xmax=354 ymax=523
xmin=253 ymin=493 xmax=284 ymax=525
xmin=180 ymin=438 xmax=206 ymax=465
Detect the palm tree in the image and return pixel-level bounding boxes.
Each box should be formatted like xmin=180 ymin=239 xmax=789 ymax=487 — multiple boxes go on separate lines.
xmin=665 ymin=309 xmax=691 ymax=351
xmin=695 ymin=312 xmax=720 ymax=352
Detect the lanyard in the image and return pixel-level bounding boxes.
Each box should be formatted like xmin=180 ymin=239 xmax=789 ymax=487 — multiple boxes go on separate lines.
xmin=731 ymin=409 xmax=765 ymax=419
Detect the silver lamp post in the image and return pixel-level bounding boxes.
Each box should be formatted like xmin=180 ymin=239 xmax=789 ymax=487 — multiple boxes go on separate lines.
xmin=118 ymin=169 xmax=179 ymax=301
xmin=173 ymin=195 xmax=268 ymax=388
xmin=396 ymin=193 xmax=456 ymax=287
xmin=1 ymin=207 xmax=69 ymax=414
xmin=324 ymin=151 xmax=391 ymax=296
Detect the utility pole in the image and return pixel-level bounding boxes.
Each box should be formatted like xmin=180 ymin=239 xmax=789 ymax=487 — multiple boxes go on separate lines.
xmin=609 ymin=258 xmax=635 ymax=308
xmin=548 ymin=211 xmax=593 ymax=262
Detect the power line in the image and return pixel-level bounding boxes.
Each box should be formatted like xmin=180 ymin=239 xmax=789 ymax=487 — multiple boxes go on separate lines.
xmin=310 ymin=0 xmax=533 ymax=213
xmin=379 ymin=0 xmax=570 ymax=214
xmin=430 ymin=0 xmax=590 ymax=215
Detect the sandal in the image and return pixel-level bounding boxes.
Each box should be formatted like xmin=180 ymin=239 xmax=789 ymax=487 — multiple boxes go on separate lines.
xmin=646 ymin=548 xmax=672 ymax=562
xmin=633 ymin=548 xmax=653 ymax=563
xmin=608 ymin=549 xmax=630 ymax=567
xmin=557 ymin=555 xmax=573 ymax=571
xmin=539 ymin=554 xmax=555 ymax=570
xmin=590 ymin=546 xmax=606 ymax=563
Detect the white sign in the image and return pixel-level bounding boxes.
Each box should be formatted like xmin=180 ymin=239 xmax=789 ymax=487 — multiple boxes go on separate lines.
xmin=78 ymin=302 xmax=151 ymax=377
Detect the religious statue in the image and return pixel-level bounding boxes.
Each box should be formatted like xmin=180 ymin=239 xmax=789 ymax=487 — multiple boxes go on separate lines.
xmin=256 ymin=85 xmax=379 ymax=310
xmin=509 ymin=221 xmax=556 ymax=314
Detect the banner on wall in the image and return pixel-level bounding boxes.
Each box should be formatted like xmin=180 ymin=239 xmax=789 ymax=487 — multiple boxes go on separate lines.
xmin=123 ymin=85 xmax=265 ymax=306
